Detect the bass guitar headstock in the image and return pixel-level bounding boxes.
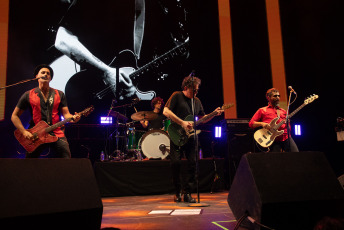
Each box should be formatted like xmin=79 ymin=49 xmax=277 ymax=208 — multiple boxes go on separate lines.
xmin=304 ymin=94 xmax=319 ymax=105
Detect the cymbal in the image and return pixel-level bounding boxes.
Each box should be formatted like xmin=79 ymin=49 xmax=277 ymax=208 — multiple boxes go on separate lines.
xmin=109 ymin=110 xmax=128 ymax=121
xmin=131 ymin=111 xmax=158 ymax=121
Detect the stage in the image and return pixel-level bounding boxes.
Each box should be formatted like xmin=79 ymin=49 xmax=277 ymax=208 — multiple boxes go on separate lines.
xmin=1 ymin=156 xmax=344 ymax=229
xmin=100 ymin=192 xmax=238 ymax=230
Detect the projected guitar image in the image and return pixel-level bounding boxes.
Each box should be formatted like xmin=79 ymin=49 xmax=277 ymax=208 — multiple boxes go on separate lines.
xmin=51 ymin=40 xmax=189 ymax=111
xmin=254 ymin=94 xmax=319 ymax=148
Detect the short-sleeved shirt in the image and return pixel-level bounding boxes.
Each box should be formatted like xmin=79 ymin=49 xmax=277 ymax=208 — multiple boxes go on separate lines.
xmin=16 ymin=87 xmax=68 ymax=137
xmin=165 ymin=91 xmax=205 ymax=122
xmin=249 ymin=104 xmax=288 ymax=142
xmin=147 ymin=113 xmax=166 ymax=130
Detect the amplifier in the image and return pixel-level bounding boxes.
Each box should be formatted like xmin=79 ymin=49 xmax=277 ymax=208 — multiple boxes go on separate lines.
xmin=221 ymin=119 xmax=252 ymax=133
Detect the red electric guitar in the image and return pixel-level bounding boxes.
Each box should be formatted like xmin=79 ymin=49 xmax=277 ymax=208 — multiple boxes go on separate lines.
xmin=14 ymin=106 xmax=94 ymax=153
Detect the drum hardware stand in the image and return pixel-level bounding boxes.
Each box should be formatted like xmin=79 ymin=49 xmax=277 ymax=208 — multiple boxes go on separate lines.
xmin=110 ymin=119 xmax=125 ymax=161
xmin=112 ymin=98 xmax=141 ymax=160
xmin=188 ymin=71 xmax=210 ymax=207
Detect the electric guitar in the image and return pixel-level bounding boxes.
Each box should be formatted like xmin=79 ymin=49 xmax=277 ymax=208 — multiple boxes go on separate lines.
xmin=14 ymin=106 xmax=94 ymax=153
xmin=254 ymin=94 xmax=318 ymax=148
xmin=168 ymin=103 xmax=234 ymax=146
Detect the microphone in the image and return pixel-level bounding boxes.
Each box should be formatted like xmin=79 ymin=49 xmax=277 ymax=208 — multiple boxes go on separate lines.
xmin=189 ymin=70 xmax=195 ymax=77
xmin=288 ymin=86 xmax=296 ymax=94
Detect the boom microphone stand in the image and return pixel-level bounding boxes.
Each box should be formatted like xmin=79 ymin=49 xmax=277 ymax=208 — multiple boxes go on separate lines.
xmin=286 ymin=86 xmax=297 ymax=151
xmin=188 ymin=71 xmax=209 ymax=207
xmin=0 ymin=76 xmax=45 ymax=90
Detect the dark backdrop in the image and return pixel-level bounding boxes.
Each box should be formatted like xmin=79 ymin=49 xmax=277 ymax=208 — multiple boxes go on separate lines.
xmin=1 ymin=0 xmax=344 ymax=176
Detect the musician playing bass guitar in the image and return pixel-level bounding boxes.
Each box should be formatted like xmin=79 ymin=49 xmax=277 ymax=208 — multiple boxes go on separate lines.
xmin=249 ymin=88 xmax=299 ymax=152
xmin=163 ymin=75 xmax=223 ymax=203
xmin=11 ymin=64 xmax=81 ymax=158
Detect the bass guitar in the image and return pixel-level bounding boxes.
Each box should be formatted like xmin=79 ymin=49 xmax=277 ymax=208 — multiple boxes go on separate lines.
xmin=14 ymin=106 xmax=94 ymax=153
xmin=254 ymin=94 xmax=318 ymax=148
xmin=168 ymin=103 xmax=234 ymax=146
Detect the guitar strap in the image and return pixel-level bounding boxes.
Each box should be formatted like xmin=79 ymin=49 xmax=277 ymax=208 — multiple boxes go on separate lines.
xmin=276 ymin=108 xmax=280 ymax=119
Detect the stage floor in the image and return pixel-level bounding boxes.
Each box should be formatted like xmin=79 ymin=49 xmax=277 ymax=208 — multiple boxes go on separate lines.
xmin=100 ymin=191 xmax=245 ymax=230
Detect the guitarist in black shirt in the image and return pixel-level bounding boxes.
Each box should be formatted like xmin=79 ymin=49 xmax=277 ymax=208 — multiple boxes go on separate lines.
xmin=163 ymin=75 xmax=223 ymax=203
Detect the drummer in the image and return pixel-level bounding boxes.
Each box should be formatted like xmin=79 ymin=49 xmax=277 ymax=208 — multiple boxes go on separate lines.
xmin=140 ymin=97 xmax=166 ymax=130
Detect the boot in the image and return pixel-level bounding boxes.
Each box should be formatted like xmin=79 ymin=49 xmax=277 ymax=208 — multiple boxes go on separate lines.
xmin=183 ymin=193 xmax=196 ymax=203
xmin=174 ymin=193 xmax=182 ymax=202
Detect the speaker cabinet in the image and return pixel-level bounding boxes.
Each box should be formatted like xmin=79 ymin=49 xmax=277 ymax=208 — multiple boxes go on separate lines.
xmin=227 ymin=152 xmax=344 ymax=230
xmin=0 ymin=159 xmax=103 ymax=229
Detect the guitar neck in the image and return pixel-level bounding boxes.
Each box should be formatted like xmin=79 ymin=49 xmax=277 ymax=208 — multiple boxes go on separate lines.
xmin=130 ymin=41 xmax=188 ymax=79
xmin=45 ymin=118 xmax=73 ymax=133
xmin=195 ymin=110 xmax=218 ymax=126
xmin=288 ymin=103 xmax=306 ymax=118
xmin=275 ymin=103 xmax=307 ymax=129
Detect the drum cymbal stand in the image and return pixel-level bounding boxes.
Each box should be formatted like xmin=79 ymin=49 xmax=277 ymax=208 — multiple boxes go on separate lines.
xmin=110 ymin=119 xmax=125 ymax=161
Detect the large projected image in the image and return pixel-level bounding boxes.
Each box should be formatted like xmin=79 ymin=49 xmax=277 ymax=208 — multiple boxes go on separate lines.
xmin=7 ymin=0 xmax=200 ymax=121
xmin=48 ymin=0 xmax=190 ymax=114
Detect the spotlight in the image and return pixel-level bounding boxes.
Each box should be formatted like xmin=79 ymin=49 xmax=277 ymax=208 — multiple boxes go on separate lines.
xmin=294 ymin=124 xmax=301 ymax=136
xmin=215 ymin=126 xmax=222 ymax=138
xmin=100 ymin=116 xmax=112 ymax=124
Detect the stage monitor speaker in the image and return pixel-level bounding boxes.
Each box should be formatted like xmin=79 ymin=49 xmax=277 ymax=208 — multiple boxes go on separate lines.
xmin=0 ymin=159 xmax=103 ymax=229
xmin=227 ymin=152 xmax=344 ymax=230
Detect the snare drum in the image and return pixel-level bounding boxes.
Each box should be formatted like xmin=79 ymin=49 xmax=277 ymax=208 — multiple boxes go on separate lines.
xmin=139 ymin=130 xmax=170 ymax=159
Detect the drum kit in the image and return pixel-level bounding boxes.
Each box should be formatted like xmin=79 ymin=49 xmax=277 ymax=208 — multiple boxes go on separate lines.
xmin=108 ymin=110 xmax=171 ymax=161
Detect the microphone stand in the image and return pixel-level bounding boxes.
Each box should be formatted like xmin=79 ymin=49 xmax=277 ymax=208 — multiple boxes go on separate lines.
xmin=285 ymin=90 xmax=293 ymax=152
xmin=0 ymin=76 xmax=42 ymax=90
xmin=188 ymin=72 xmax=209 ymax=207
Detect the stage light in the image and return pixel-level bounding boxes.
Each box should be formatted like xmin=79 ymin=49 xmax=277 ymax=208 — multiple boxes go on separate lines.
xmin=60 ymin=115 xmax=64 ymax=121
xmin=100 ymin=116 xmax=113 ymax=124
xmin=215 ymin=126 xmax=222 ymax=138
xmin=294 ymin=124 xmax=301 ymax=136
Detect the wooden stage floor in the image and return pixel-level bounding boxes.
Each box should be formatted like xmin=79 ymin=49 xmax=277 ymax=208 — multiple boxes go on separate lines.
xmin=100 ymin=191 xmax=243 ymax=230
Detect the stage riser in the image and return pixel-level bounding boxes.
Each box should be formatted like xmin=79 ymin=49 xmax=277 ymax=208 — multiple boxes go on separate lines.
xmin=94 ymin=159 xmax=226 ymax=197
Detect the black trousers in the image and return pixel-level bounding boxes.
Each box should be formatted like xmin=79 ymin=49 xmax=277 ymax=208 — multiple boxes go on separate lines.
xmin=26 ymin=137 xmax=71 ymax=158
xmin=169 ymin=138 xmax=197 ymax=194
xmin=270 ymin=136 xmax=299 ymax=152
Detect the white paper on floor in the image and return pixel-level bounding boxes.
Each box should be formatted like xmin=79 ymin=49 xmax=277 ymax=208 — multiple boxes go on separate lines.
xmin=148 ymin=209 xmax=202 ymax=215
xmin=170 ymin=209 xmax=202 ymax=215
xmin=148 ymin=210 xmax=173 ymax=215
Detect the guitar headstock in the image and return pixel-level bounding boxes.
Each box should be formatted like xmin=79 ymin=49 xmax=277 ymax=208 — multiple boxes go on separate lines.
xmin=304 ymin=94 xmax=319 ymax=104
xmin=222 ymin=103 xmax=235 ymax=110
xmin=79 ymin=105 xmax=95 ymax=117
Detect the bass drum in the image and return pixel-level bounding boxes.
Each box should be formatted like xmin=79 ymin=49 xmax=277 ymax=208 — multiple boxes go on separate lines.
xmin=139 ymin=130 xmax=170 ymax=159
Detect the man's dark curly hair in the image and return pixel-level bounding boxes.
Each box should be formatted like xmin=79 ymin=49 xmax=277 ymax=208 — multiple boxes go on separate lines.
xmin=151 ymin=97 xmax=164 ymax=109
